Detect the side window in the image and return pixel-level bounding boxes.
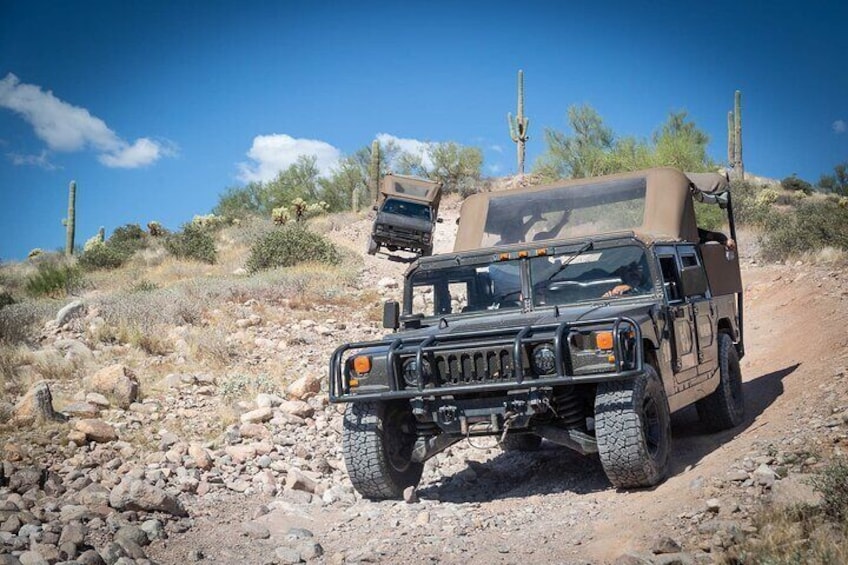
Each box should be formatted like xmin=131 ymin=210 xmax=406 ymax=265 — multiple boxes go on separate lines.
xmin=659 ymin=256 xmax=682 ymax=302
xmin=680 ymin=254 xmax=698 ymax=268
xmin=678 ymin=245 xmax=708 ymax=298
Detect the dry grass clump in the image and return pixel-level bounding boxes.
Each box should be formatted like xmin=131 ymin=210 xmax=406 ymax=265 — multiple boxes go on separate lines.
xmin=307 ymin=211 xmax=359 ymax=235
xmin=725 ymin=458 xmax=848 ymax=565
xmin=0 ymin=344 xmax=28 ymax=397
xmin=0 ymin=300 xmax=58 ymax=345
xmin=184 ymin=327 xmax=234 ymax=368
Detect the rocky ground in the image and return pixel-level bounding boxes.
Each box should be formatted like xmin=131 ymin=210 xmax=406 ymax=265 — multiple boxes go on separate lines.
xmin=1 ymin=201 xmax=847 ymax=564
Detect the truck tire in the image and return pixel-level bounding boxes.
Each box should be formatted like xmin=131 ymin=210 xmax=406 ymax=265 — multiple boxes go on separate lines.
xmin=696 ymin=333 xmax=745 ymax=431
xmin=595 ymin=365 xmax=671 ymax=488
xmin=342 ymin=401 xmax=423 ymax=500
xmin=500 ymin=432 xmax=542 ymax=452
xmin=367 ymin=237 xmax=379 ymax=255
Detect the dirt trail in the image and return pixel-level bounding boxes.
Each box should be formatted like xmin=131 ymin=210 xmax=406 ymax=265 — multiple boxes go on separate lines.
xmin=146 ymin=208 xmax=847 ymax=564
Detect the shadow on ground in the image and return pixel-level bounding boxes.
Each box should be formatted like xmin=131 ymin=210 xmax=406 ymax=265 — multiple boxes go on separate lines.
xmin=417 ymin=364 xmax=798 ymax=503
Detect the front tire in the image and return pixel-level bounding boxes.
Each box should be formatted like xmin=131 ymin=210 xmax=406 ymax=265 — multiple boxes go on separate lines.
xmin=696 ymin=333 xmax=744 ymax=431
xmin=342 ymin=401 xmax=423 ymax=500
xmin=595 ymin=366 xmax=671 ymax=488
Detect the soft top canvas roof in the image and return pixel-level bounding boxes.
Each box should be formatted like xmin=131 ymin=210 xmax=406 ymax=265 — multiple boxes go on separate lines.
xmin=380 ymin=173 xmax=442 ymax=205
xmin=455 ymin=167 xmax=723 ymax=252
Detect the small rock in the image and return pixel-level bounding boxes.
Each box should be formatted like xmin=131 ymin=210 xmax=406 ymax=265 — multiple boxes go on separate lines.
xmin=75 ymin=419 xmax=118 ymax=443
xmin=274 ymin=547 xmax=302 ymax=564
xmin=403 ymin=486 xmax=419 ymax=503
xmin=242 ymin=522 xmax=271 ymax=539
xmin=377 ymin=277 xmax=398 ymax=289
xmin=55 ymin=300 xmax=86 ymax=326
xmin=109 ymin=478 xmax=187 ymax=517
xmin=240 ymin=407 xmax=273 ymax=424
xmin=650 ymin=536 xmax=682 ymax=554
xmin=705 ymin=498 xmax=721 ymax=514
xmin=286 ymin=375 xmax=321 ymax=401
xmin=279 ymin=400 xmax=314 ymax=419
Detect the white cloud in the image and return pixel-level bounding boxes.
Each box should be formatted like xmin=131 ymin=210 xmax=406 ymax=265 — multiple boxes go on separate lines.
xmin=487 ymin=163 xmax=503 ymax=174
xmin=489 ymin=144 xmax=504 ymax=153
xmin=237 ymin=134 xmax=342 ymax=183
xmin=6 ymin=149 xmax=59 ymax=170
xmin=376 ymin=133 xmax=434 ymax=170
xmin=0 ymin=73 xmax=172 ymax=168
xmin=833 ymin=120 xmax=846 ymax=134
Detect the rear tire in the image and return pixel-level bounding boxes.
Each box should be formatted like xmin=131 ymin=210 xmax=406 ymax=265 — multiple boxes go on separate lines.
xmin=696 ymin=333 xmax=745 ymax=431
xmin=367 ymin=237 xmax=379 ymax=255
xmin=500 ymin=432 xmax=542 ymax=452
xmin=595 ymin=365 xmax=671 ymax=488
xmin=342 ymin=401 xmax=423 ymax=500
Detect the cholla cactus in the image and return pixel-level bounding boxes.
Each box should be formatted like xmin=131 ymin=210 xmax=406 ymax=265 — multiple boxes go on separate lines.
xmin=28 ymin=248 xmax=44 ymax=260
xmin=290 ymin=198 xmax=308 ymax=222
xmin=272 ymin=207 xmax=291 ymax=225
xmin=83 ymin=226 xmax=105 ymax=252
xmin=839 ymin=197 xmax=848 ymax=208
xmin=191 ymin=214 xmax=223 ymax=230
xmin=755 ymin=188 xmax=779 ymax=207
xmin=147 ymin=221 xmax=166 ymax=237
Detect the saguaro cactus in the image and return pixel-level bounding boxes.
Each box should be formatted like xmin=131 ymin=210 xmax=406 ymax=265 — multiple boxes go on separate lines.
xmin=507 ymin=70 xmax=530 ymax=175
xmin=369 ymin=140 xmax=381 ymax=204
xmin=727 ymin=91 xmax=744 ymax=180
xmin=64 ymin=180 xmax=76 ymax=256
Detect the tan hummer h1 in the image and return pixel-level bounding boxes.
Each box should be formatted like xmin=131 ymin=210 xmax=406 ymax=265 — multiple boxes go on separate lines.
xmin=367 ymin=173 xmax=442 ymax=257
xmin=333 ymin=167 xmax=745 ymax=499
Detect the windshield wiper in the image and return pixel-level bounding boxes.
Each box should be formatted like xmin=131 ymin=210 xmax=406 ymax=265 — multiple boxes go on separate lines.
xmin=546 ymin=241 xmax=594 ymax=281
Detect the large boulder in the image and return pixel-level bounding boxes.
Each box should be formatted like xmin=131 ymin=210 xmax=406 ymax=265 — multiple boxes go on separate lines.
xmin=11 ymin=381 xmax=67 ymax=425
xmin=109 ymin=478 xmax=187 ymax=517
xmin=84 ymin=365 xmax=139 ymax=409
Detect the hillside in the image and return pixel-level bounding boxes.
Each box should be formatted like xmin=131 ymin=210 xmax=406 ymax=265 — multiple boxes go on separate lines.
xmin=0 ymin=198 xmax=847 ymax=565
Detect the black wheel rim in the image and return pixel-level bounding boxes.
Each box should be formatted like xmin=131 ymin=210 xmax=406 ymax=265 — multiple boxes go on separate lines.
xmin=384 ymin=408 xmax=416 ymax=472
xmin=642 ymin=396 xmax=662 ymax=457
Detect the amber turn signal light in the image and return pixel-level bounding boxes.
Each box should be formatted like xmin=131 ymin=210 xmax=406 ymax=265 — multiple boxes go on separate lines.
xmin=595 ymin=331 xmax=614 ymax=350
xmin=352 ymin=355 xmax=371 ymax=374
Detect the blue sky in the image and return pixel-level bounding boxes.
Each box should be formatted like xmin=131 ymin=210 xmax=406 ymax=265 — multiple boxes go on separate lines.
xmin=1 ymin=0 xmax=846 ymax=260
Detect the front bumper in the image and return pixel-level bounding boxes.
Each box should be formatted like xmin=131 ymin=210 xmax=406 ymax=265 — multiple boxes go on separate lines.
xmin=329 ymin=316 xmax=643 ymax=402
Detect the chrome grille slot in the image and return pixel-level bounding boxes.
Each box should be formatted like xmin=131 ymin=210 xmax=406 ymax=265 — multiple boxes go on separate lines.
xmin=433 ymin=345 xmax=516 ymax=385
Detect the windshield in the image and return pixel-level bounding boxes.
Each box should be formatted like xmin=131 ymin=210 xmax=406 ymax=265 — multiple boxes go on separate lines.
xmin=530 ymin=245 xmax=652 ymax=306
xmin=481 ymin=177 xmax=646 ymax=246
xmin=381 ymin=198 xmax=431 ymax=221
xmin=407 ymin=260 xmax=523 ymax=317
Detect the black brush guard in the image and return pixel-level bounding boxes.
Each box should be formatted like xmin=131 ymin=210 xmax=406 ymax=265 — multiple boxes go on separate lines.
xmin=329 ymin=316 xmax=643 ymax=402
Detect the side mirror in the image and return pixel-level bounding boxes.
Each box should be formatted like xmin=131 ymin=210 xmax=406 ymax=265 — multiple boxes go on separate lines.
xmin=679 ymin=265 xmax=708 ymax=297
xmin=383 ymin=300 xmax=400 ymax=330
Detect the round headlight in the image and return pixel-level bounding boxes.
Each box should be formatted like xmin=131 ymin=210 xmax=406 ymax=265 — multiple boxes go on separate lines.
xmin=402 ymin=357 xmax=431 ymax=386
xmin=532 ymin=344 xmax=557 ymax=375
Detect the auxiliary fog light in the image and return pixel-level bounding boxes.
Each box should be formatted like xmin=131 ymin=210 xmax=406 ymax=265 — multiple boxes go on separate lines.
xmin=532 ymin=344 xmax=557 ymax=375
xmin=402 ymin=357 xmax=432 ymax=386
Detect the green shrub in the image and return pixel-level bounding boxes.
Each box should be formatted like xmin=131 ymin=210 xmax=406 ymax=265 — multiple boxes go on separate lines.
xmin=812 ymin=457 xmax=848 ymax=522
xmin=694 ymin=201 xmax=726 ymax=232
xmin=760 ymin=198 xmax=848 ymax=260
xmin=78 ymin=243 xmax=126 ymax=270
xmin=781 ymin=174 xmax=813 ymax=194
xmin=165 ymin=223 xmax=217 ymax=264
xmin=25 ymin=263 xmax=83 ymax=298
xmin=246 ymin=225 xmax=341 ymax=273
xmin=108 ymin=223 xmax=148 ymax=257
xmin=0 ymin=291 xmax=14 ymax=309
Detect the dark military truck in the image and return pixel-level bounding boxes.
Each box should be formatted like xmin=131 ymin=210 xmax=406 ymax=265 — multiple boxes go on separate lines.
xmin=332 ymin=168 xmax=745 ymax=499
xmin=368 ymin=173 xmax=442 ymax=257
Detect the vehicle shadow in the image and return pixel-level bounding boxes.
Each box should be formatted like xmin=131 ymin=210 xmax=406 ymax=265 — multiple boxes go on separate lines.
xmin=417 ymin=364 xmax=798 ymax=503
xmin=667 ymin=363 xmax=799 ymax=476
xmin=417 ymin=444 xmax=609 ymax=503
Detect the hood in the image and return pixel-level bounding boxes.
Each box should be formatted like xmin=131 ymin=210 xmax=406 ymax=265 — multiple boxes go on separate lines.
xmin=375 ymin=210 xmax=432 ymax=232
